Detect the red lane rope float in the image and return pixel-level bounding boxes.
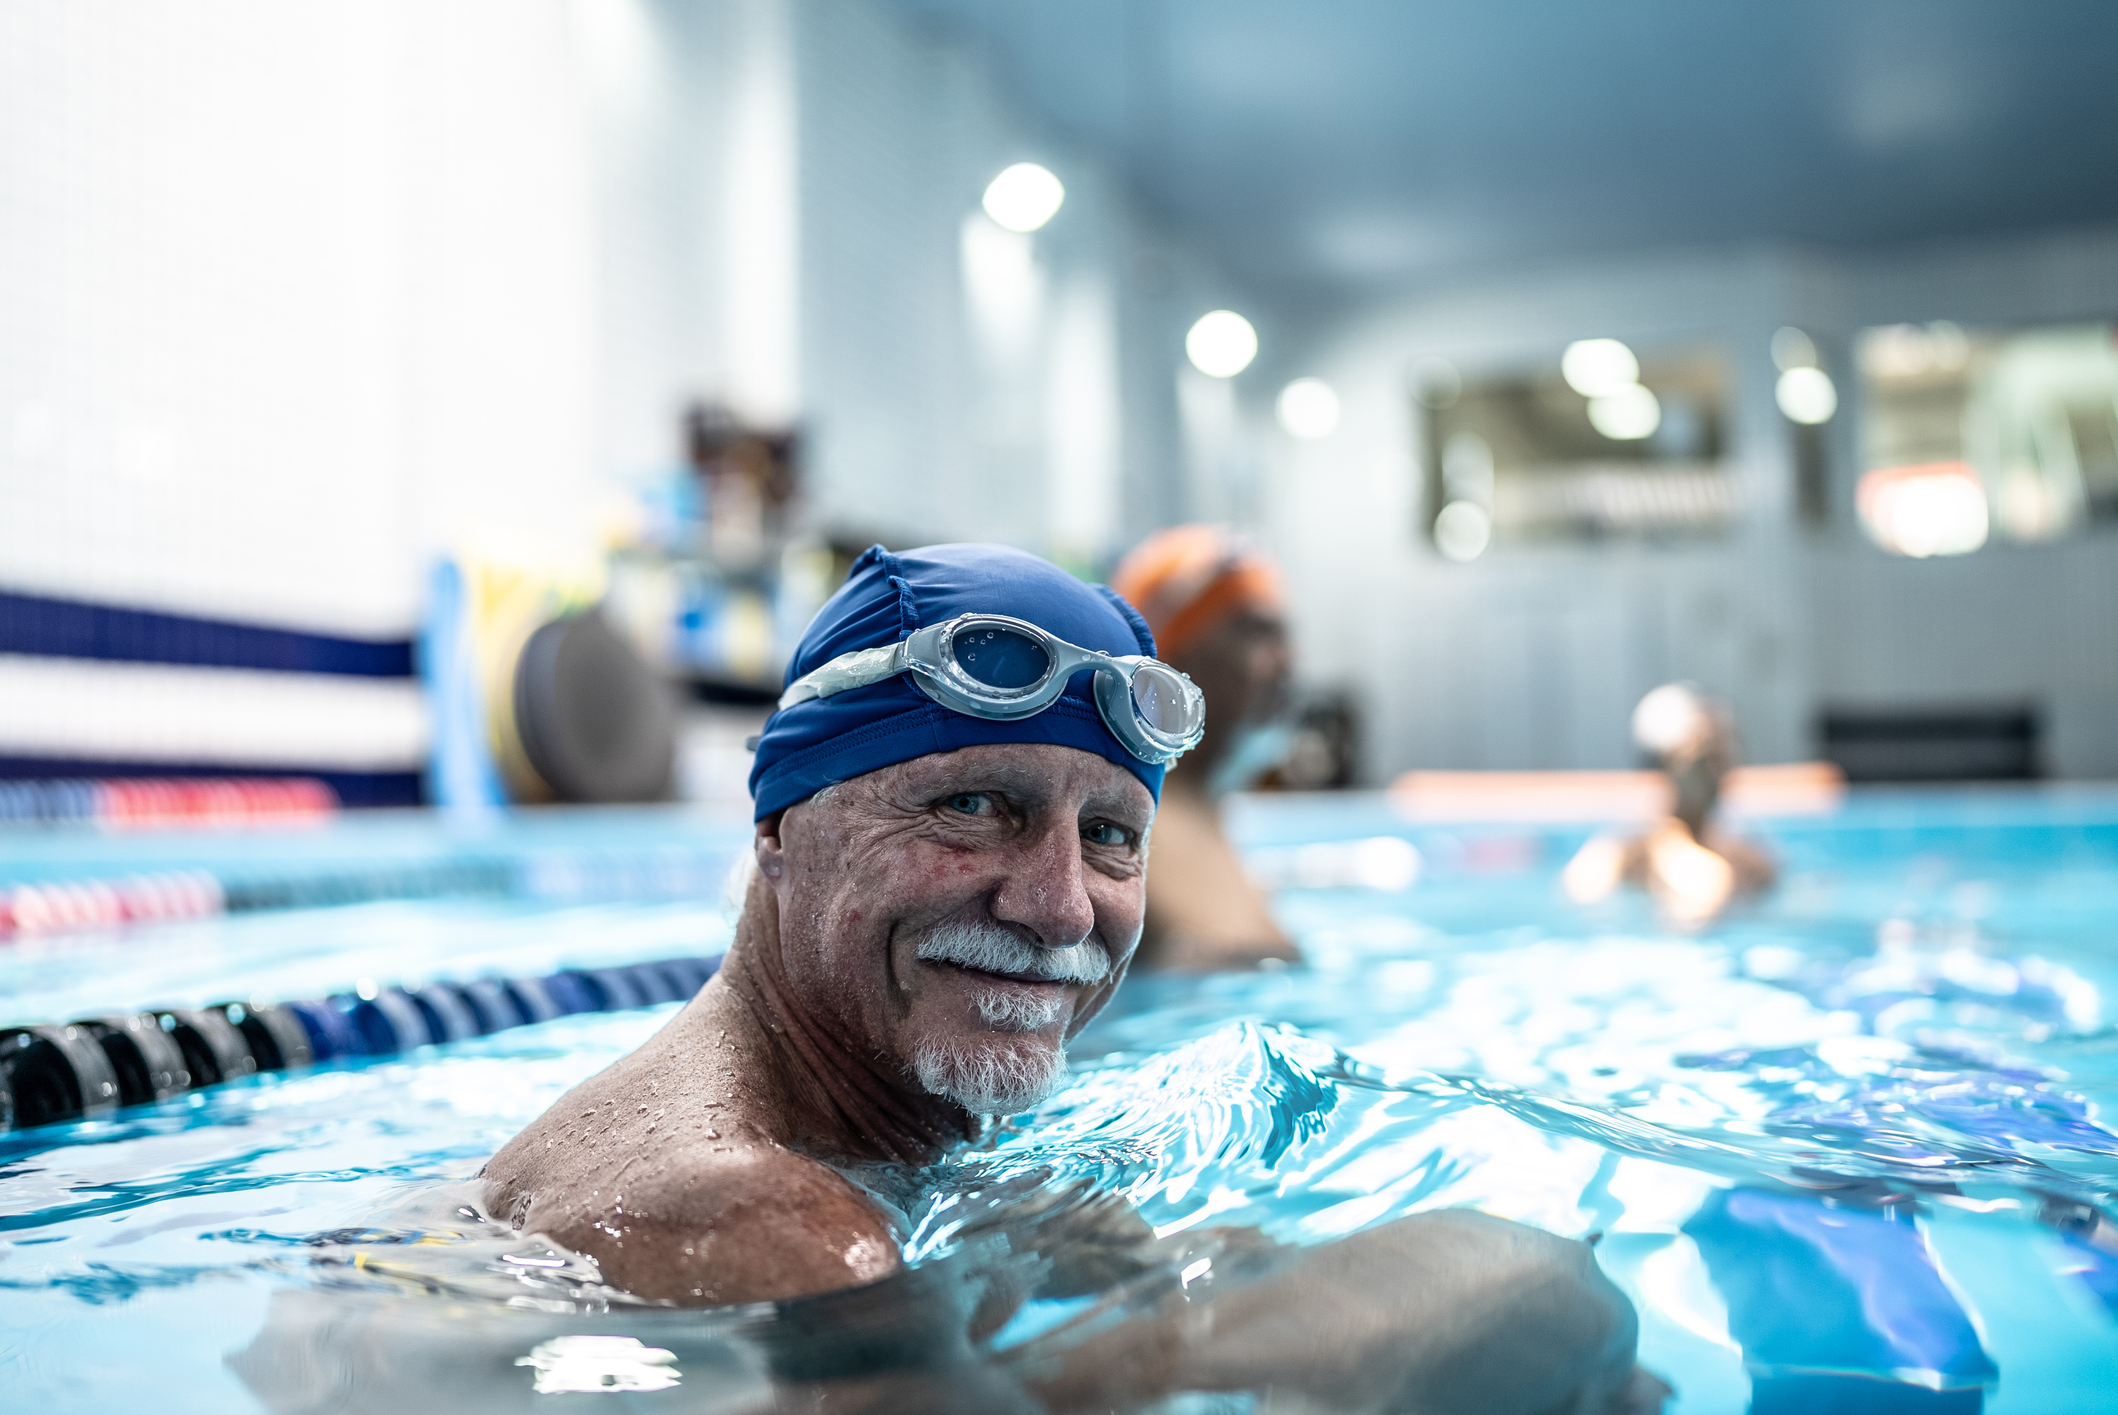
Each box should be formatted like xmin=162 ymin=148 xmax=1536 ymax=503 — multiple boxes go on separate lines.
xmin=0 ymin=871 xmax=226 ymax=939
xmin=0 ymin=776 xmax=339 ymax=829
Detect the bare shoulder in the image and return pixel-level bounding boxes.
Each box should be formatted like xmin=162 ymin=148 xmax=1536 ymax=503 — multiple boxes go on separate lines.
xmin=491 ymin=1122 xmax=901 ymax=1305
xmin=481 ymin=1010 xmax=902 ymax=1306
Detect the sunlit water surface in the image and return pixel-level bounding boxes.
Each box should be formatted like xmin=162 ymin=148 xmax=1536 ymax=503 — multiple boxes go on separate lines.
xmin=3 ymin=791 xmax=2117 ymax=1412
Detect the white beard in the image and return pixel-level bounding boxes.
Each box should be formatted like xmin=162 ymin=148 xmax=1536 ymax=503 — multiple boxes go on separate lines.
xmin=906 ymin=919 xmax=1108 ymax=1114
xmin=910 ymin=1034 xmax=1069 ymax=1116
xmin=970 ymin=985 xmax=1069 ymax=1032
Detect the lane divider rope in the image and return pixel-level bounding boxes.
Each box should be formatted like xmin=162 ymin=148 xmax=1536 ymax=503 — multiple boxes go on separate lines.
xmin=0 ymin=843 xmax=739 ymax=943
xmin=0 ymin=953 xmax=721 ymax=1134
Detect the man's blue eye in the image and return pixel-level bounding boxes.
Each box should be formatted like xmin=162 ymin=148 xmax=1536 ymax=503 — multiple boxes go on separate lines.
xmin=1084 ymin=822 xmax=1129 ymax=846
xmin=947 ymin=794 xmax=989 ymax=815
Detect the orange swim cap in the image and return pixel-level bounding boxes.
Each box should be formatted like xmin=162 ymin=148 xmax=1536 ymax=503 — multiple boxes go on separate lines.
xmin=1109 ymin=525 xmax=1285 ymax=660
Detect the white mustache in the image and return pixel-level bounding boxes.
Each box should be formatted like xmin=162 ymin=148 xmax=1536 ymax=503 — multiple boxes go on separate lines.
xmin=914 ymin=920 xmax=1112 ymax=986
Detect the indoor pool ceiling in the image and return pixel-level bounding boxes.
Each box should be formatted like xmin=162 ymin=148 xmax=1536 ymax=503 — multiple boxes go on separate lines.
xmin=878 ymin=0 xmax=2118 ymax=295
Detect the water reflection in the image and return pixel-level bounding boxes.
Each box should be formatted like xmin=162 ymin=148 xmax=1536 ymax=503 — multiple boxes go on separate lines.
xmin=209 ymin=982 xmax=2114 ymax=1412
xmin=4 ymin=839 xmax=2117 ymax=1411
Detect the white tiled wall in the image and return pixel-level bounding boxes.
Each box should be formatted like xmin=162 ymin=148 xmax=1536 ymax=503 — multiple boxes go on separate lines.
xmin=0 ymin=0 xmax=605 ymax=638
xmin=0 ymin=0 xmax=1240 ymax=773
xmin=0 ymin=0 xmax=1234 ymax=620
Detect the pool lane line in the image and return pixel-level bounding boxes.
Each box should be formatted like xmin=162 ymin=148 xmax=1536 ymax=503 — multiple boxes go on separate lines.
xmin=0 ymin=839 xmax=742 ymax=944
xmin=0 ymin=954 xmax=720 ymax=1134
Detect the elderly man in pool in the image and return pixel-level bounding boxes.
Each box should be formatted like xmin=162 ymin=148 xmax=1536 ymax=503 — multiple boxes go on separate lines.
xmin=486 ymin=544 xmax=1665 ymax=1414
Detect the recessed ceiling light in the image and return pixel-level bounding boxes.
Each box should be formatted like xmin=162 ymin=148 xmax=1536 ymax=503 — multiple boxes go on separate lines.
xmin=981 ymin=163 xmax=1065 ymax=233
xmin=1276 ymin=378 xmax=1340 ymax=438
xmin=1588 ymin=384 xmax=1661 ymax=440
xmin=1776 ymin=367 xmax=1837 ymax=425
xmin=1186 ymin=311 xmax=1258 ymax=378
xmin=1434 ymin=501 xmax=1492 ymax=561
xmin=1561 ymin=339 xmax=1639 ymax=398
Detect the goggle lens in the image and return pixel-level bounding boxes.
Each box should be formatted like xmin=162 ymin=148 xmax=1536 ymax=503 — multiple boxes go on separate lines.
xmin=1130 ymin=662 xmax=1202 ymax=739
xmin=953 ymin=624 xmax=1051 ymax=690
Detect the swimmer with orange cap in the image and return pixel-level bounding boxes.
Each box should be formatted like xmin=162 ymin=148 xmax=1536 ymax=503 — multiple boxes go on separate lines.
xmin=1111 ymin=526 xmax=1304 ymax=970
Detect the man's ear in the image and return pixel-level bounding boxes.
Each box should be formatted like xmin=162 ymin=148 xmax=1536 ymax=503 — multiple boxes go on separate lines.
xmin=754 ymin=810 xmax=788 ymax=882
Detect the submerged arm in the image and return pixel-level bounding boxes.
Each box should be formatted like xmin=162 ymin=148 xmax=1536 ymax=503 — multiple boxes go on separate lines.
xmin=1012 ymin=1210 xmax=1662 ymax=1415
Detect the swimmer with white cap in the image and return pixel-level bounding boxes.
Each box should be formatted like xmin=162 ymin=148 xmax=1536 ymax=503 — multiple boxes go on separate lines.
xmin=1564 ymin=682 xmax=1777 ymax=924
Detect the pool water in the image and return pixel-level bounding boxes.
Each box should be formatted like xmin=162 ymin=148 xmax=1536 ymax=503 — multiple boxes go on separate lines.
xmin=3 ymin=790 xmax=2117 ymax=1412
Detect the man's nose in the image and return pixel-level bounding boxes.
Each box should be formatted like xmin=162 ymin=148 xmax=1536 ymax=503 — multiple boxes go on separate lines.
xmin=991 ymin=818 xmax=1097 ymax=951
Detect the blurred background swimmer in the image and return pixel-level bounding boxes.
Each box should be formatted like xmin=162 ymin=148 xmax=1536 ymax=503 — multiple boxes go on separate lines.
xmin=1111 ymin=526 xmax=1302 ymax=970
xmin=1563 ymin=682 xmax=1777 ymax=925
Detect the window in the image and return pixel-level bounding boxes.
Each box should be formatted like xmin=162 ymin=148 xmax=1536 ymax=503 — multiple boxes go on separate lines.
xmin=1855 ymin=320 xmax=2118 ymax=555
xmin=1417 ymin=345 xmax=1732 ymax=558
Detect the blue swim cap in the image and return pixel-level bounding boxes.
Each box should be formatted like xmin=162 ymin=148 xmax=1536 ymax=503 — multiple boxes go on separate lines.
xmin=748 ymin=544 xmax=1161 ymax=820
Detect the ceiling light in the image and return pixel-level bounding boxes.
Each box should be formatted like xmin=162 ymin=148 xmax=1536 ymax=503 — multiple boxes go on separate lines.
xmin=1561 ymin=339 xmax=1639 ymax=397
xmin=1588 ymin=384 xmax=1661 ymax=440
xmin=981 ymin=163 xmax=1065 ymax=233
xmin=1276 ymin=377 xmax=1339 ymax=438
xmin=1776 ymin=367 xmax=1837 ymax=425
xmin=1186 ymin=311 xmax=1257 ymax=378
xmin=1434 ymin=501 xmax=1491 ymax=561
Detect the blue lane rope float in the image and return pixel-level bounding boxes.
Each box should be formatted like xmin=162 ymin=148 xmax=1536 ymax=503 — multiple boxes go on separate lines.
xmin=0 ymin=954 xmax=720 ymax=1133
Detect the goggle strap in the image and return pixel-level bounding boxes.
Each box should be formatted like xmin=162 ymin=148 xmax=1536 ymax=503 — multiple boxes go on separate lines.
xmin=777 ymin=641 xmax=905 ymax=710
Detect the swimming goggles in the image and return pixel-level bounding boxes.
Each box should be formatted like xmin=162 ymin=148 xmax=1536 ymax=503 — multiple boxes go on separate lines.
xmin=777 ymin=613 xmax=1205 ymax=764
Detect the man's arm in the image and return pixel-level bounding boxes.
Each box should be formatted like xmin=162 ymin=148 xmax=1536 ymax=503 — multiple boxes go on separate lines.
xmin=1011 ymin=1210 xmax=1664 ymax=1415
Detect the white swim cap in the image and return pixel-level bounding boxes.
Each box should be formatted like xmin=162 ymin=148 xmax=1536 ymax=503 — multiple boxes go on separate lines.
xmin=1632 ymin=682 xmax=1714 ymax=756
